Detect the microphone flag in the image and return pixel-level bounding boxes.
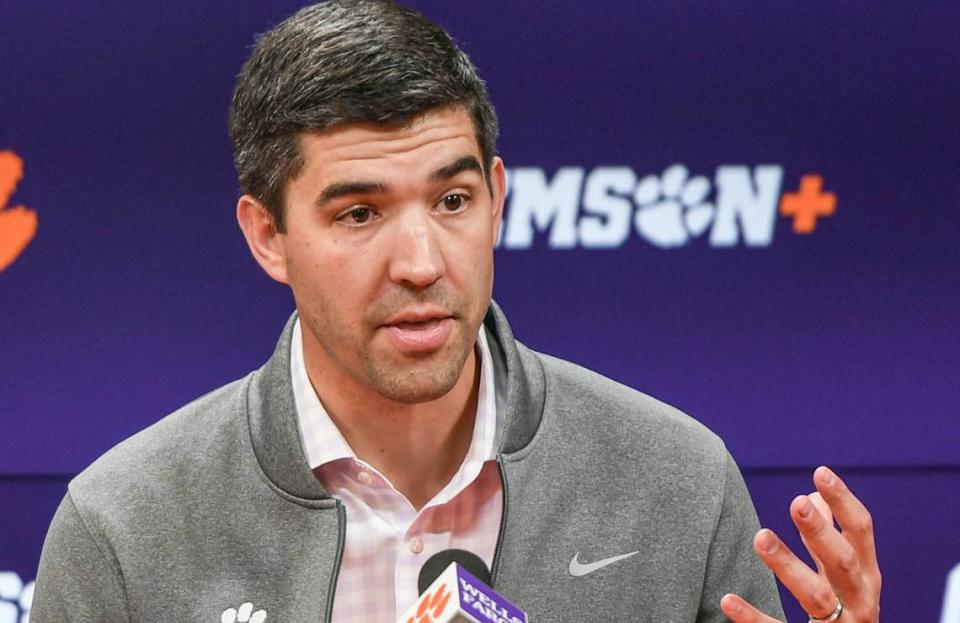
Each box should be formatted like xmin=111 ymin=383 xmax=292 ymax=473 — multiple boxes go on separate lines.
xmin=397 ymin=561 xmax=528 ymax=623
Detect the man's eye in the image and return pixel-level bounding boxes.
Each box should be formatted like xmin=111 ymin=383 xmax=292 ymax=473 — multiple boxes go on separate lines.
xmin=338 ymin=207 xmax=374 ymax=225
xmin=440 ymin=194 xmax=468 ymax=212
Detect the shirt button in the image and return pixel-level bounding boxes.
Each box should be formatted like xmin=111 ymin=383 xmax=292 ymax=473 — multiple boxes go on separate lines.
xmin=409 ymin=537 xmax=424 ymax=554
xmin=357 ymin=471 xmax=372 ymax=485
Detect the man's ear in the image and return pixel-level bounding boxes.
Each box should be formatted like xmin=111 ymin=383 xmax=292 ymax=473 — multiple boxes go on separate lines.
xmin=489 ymin=156 xmax=506 ymax=244
xmin=236 ymin=195 xmax=289 ymax=284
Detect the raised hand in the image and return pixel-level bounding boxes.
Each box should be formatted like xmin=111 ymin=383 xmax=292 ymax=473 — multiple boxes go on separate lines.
xmin=721 ymin=466 xmax=881 ymax=622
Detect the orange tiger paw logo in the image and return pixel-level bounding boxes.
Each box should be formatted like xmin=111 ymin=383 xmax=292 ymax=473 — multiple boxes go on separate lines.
xmin=405 ymin=583 xmax=452 ymax=623
xmin=0 ymin=151 xmax=38 ymax=272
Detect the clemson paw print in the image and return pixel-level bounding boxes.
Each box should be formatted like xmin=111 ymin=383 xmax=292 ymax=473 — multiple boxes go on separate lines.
xmin=405 ymin=583 xmax=452 ymax=623
xmin=0 ymin=571 xmax=33 ymax=623
xmin=0 ymin=151 xmax=38 ymax=272
xmin=220 ymin=602 xmax=266 ymax=623
xmin=634 ymin=163 xmax=714 ymax=248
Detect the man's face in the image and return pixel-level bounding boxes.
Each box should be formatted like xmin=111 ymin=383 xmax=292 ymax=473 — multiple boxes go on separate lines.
xmin=277 ymin=106 xmax=505 ymax=404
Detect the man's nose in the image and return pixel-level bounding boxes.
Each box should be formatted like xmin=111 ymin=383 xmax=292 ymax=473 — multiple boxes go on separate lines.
xmin=387 ymin=213 xmax=445 ymax=289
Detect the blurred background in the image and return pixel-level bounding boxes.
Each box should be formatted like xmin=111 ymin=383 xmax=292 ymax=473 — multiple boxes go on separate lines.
xmin=1 ymin=2 xmax=958 ymax=620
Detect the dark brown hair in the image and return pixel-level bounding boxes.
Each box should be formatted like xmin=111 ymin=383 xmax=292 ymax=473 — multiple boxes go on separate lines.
xmin=229 ymin=0 xmax=499 ymax=231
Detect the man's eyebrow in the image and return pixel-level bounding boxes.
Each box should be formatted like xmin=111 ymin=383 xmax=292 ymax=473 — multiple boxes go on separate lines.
xmin=313 ymin=156 xmax=483 ymax=208
xmin=315 ymin=181 xmax=388 ymax=208
xmin=431 ymin=155 xmax=484 ymax=182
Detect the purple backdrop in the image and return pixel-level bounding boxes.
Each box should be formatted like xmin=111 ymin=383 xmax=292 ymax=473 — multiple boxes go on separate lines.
xmin=1 ymin=1 xmax=957 ymax=619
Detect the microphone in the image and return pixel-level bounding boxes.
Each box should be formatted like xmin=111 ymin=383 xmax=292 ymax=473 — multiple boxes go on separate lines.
xmin=418 ymin=549 xmax=491 ymax=595
xmin=397 ymin=549 xmax=528 ymax=623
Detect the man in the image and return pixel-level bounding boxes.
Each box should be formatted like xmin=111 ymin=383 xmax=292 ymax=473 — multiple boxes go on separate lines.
xmin=33 ymin=1 xmax=880 ymax=622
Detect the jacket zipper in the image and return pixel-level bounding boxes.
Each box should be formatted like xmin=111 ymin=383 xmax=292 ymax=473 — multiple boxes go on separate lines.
xmin=324 ymin=500 xmax=347 ymax=623
xmin=490 ymin=456 xmax=509 ymax=585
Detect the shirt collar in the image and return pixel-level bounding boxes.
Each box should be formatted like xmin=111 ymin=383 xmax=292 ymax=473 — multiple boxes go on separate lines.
xmin=290 ymin=318 xmax=498 ymax=472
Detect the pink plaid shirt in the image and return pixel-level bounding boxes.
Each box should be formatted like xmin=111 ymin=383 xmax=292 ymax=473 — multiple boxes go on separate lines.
xmin=291 ymin=320 xmax=502 ymax=623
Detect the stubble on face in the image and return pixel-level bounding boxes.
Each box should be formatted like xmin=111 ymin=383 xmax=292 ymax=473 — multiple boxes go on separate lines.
xmin=295 ymin=277 xmax=488 ymax=406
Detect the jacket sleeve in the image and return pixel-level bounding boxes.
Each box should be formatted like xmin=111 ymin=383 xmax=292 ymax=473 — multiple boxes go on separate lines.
xmin=31 ymin=491 xmax=131 ymax=623
xmin=697 ymin=452 xmax=785 ymax=622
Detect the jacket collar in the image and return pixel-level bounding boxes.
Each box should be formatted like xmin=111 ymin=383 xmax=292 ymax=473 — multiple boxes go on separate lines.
xmin=247 ymin=300 xmax=545 ymax=500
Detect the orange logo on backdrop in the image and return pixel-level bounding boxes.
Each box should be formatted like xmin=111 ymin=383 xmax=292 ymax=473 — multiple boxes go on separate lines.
xmin=780 ymin=175 xmax=836 ymax=234
xmin=0 ymin=151 xmax=38 ymax=272
xmin=406 ymin=582 xmax=452 ymax=623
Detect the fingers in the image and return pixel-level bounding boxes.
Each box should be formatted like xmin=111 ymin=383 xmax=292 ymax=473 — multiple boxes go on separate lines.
xmin=790 ymin=494 xmax=865 ymax=600
xmin=744 ymin=468 xmax=881 ymax=623
xmin=752 ymin=528 xmax=841 ymax=619
xmin=801 ymin=492 xmax=831 ymax=575
xmin=808 ymin=491 xmax=833 ymax=524
xmin=813 ymin=466 xmax=880 ymax=576
xmin=720 ymin=594 xmax=781 ymax=623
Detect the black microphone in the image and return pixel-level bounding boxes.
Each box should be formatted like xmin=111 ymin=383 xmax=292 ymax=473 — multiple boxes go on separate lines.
xmin=418 ymin=549 xmax=492 ymax=595
xmin=397 ymin=549 xmax=527 ymax=623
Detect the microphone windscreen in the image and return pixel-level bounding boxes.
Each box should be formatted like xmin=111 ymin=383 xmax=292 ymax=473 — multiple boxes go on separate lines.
xmin=417 ymin=549 xmax=491 ymax=595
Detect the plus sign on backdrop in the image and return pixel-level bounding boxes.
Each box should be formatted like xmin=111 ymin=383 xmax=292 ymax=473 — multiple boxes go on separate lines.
xmin=780 ymin=176 xmax=836 ymax=234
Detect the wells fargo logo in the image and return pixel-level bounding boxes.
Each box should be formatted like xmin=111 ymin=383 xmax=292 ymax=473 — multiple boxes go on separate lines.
xmin=0 ymin=151 xmax=38 ymax=272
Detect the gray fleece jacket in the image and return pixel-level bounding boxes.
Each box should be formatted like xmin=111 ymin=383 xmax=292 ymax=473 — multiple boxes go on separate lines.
xmin=32 ymin=302 xmax=784 ymax=622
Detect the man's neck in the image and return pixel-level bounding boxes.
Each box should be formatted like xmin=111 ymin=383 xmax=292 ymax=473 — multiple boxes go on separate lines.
xmin=302 ymin=337 xmax=481 ymax=511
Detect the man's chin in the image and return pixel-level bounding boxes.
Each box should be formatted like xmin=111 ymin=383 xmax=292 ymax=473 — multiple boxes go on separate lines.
xmin=366 ymin=347 xmax=472 ymax=405
xmin=373 ymin=366 xmax=464 ymax=404
xmin=379 ymin=385 xmax=454 ymax=405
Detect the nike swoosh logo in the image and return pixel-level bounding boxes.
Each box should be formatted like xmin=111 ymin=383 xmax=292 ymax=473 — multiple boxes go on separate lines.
xmin=568 ymin=550 xmax=639 ymax=577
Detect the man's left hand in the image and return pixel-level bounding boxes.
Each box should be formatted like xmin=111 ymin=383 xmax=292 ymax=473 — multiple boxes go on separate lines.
xmin=720 ymin=466 xmax=881 ymax=622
